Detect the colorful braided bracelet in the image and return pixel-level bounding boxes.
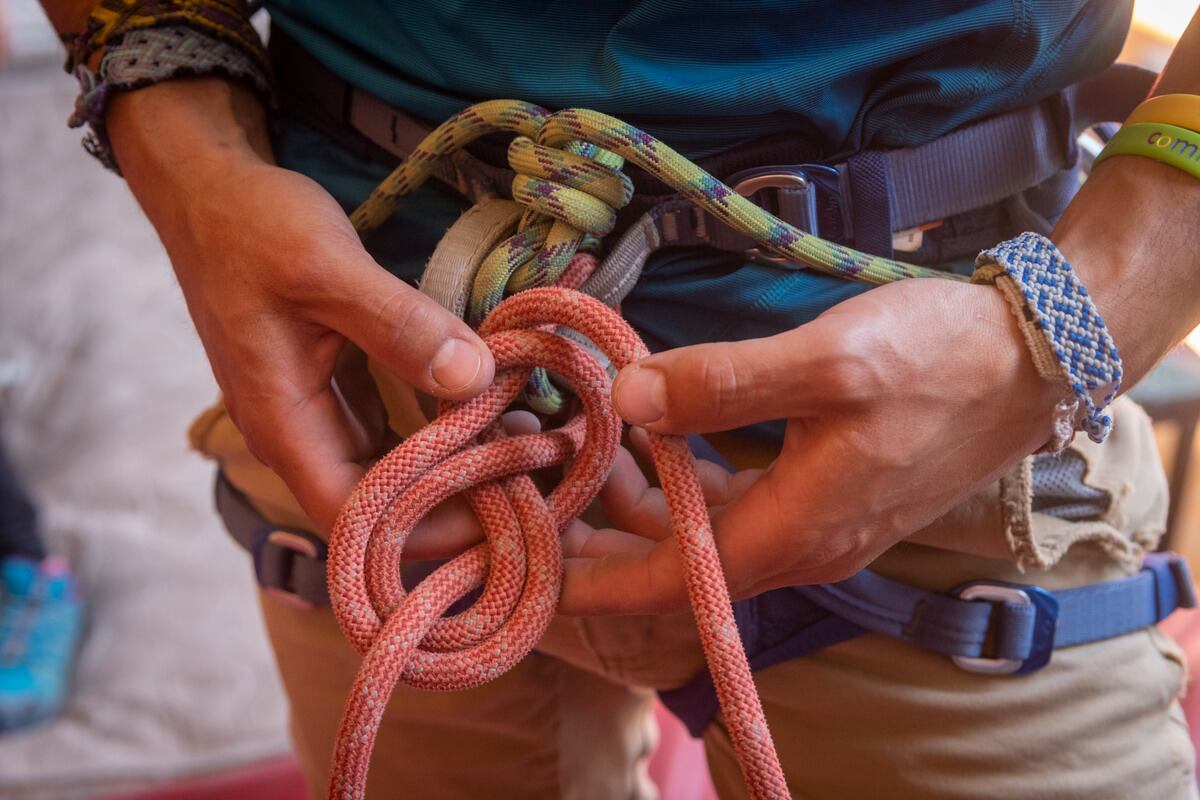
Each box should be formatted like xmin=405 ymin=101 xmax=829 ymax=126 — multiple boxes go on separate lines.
xmin=63 ymin=0 xmax=268 ymax=74
xmin=973 ymin=232 xmax=1122 ymax=452
xmin=64 ymin=0 xmax=272 ymax=173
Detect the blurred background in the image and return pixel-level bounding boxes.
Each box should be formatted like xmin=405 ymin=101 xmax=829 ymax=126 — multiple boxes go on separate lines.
xmin=1 ymin=1 xmax=1199 ymax=799
xmin=0 ymin=2 xmax=294 ymax=799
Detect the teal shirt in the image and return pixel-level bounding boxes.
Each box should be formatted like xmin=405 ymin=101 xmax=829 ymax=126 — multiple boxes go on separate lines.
xmin=265 ymin=1 xmax=1129 ymax=444
xmin=265 ymin=0 xmax=1131 ymax=159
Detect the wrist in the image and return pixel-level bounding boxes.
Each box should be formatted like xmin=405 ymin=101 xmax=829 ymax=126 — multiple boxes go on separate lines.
xmin=109 ymin=77 xmax=272 ymax=191
xmin=108 ymin=77 xmax=273 ymax=235
xmin=1052 ymin=155 xmax=1200 ymax=387
xmin=969 ymin=283 xmax=1065 ymax=449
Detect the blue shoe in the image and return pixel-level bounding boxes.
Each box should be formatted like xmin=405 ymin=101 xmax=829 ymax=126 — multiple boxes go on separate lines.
xmin=0 ymin=556 xmax=83 ymax=731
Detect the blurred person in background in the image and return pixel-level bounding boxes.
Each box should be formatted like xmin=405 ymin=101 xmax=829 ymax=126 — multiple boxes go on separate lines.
xmin=32 ymin=1 xmax=1200 ymax=798
xmin=0 ymin=435 xmax=83 ymax=732
xmin=0 ymin=5 xmax=86 ymax=715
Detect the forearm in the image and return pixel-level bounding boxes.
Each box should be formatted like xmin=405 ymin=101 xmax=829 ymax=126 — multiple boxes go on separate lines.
xmin=37 ymin=0 xmax=274 ymax=242
xmin=38 ymin=0 xmax=272 ymax=191
xmin=106 ymin=79 xmax=274 ymax=243
xmin=1053 ymin=10 xmax=1200 ymax=387
xmin=38 ymin=0 xmax=286 ymax=352
xmin=38 ymin=0 xmax=94 ymax=35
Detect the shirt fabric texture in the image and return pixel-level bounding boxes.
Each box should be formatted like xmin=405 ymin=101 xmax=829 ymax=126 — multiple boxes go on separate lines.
xmin=264 ymin=0 xmax=1131 ymax=159
xmin=265 ymin=1 xmax=1129 ymax=458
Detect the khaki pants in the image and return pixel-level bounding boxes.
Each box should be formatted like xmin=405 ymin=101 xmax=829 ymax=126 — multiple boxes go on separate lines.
xmin=191 ymin=393 xmax=1197 ymax=799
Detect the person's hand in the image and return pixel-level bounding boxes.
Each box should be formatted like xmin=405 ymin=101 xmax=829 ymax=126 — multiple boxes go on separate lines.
xmin=108 ymin=79 xmax=495 ymax=532
xmin=559 ymin=276 xmax=1061 ymax=614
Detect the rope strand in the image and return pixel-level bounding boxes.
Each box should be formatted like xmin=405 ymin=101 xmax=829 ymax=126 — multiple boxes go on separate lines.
xmin=328 ymin=99 xmax=964 ymax=799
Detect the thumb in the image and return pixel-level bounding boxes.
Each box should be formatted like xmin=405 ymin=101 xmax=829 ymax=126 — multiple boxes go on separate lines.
xmin=611 ymin=330 xmax=832 ymax=434
xmin=317 ymin=253 xmax=495 ymax=400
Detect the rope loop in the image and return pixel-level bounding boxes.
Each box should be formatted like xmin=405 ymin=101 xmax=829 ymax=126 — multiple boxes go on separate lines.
xmin=508 ymin=136 xmax=633 ymax=220
xmin=333 ymin=97 xmax=983 ymax=800
xmin=329 ymin=291 xmax=625 ymax=792
xmin=329 ymin=289 xmax=789 ymax=798
xmin=349 ymin=99 xmax=551 ymax=233
xmin=500 ymin=134 xmax=632 ymax=294
xmin=330 ymin=319 xmax=616 ymax=695
xmin=466 ymin=132 xmax=633 ymax=327
xmin=464 ymin=133 xmax=635 ymax=414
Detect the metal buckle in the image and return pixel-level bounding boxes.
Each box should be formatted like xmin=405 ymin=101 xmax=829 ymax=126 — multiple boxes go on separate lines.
xmin=261 ymin=530 xmax=321 ymax=610
xmin=951 ymin=582 xmax=1059 ymax=676
xmin=730 ymin=165 xmax=838 ymax=263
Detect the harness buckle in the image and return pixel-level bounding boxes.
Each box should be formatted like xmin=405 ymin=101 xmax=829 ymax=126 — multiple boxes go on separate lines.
xmin=950 ymin=582 xmax=1059 ymax=676
xmin=730 ymin=165 xmax=839 ymax=263
xmin=260 ymin=530 xmax=323 ymax=610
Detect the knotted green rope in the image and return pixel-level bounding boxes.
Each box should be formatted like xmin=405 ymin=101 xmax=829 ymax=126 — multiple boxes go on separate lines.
xmin=350 ymin=99 xmax=963 ymax=412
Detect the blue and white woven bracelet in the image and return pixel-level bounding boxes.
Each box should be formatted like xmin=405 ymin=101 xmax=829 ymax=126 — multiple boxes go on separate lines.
xmin=973 ymin=232 xmax=1123 ymax=452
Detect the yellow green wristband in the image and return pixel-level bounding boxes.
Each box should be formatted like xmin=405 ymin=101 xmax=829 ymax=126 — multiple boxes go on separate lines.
xmin=1094 ymin=122 xmax=1200 ymax=181
xmin=1124 ymin=93 xmax=1200 ymax=132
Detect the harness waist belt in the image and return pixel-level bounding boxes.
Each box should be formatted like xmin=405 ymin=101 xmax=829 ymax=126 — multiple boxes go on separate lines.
xmin=272 ymin=30 xmax=1154 ymax=262
xmin=659 ymin=552 xmax=1196 ymax=735
xmin=214 ymin=470 xmax=1196 ymax=734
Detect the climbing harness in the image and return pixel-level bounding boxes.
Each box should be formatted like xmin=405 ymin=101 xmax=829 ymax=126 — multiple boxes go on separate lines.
xmin=659 ymin=551 xmax=1196 ymax=735
xmin=321 ymin=99 xmax=952 ymax=799
xmin=326 ymin=99 xmax=942 ymax=800
xmin=305 ymin=82 xmax=1200 ymax=797
xmin=198 ymin=42 xmax=1193 ymax=798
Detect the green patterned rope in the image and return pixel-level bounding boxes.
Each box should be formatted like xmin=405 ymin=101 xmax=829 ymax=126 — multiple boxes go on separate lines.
xmin=350 ymin=99 xmax=964 ymax=412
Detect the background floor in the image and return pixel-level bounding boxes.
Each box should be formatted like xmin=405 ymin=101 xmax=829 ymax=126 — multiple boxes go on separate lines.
xmin=0 ymin=9 xmax=293 ymax=797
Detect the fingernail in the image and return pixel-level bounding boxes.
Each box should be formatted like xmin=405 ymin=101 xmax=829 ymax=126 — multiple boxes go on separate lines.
xmin=431 ymin=338 xmax=482 ymax=392
xmin=613 ymin=366 xmax=666 ymax=425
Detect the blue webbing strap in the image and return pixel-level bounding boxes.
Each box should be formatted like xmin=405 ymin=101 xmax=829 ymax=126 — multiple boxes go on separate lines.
xmin=660 ymin=554 xmax=1196 ymax=736
xmin=213 ymin=461 xmax=1195 ymax=734
xmin=798 ymin=553 xmax=1196 ymax=662
xmin=798 ymin=571 xmax=1005 ymax=657
xmin=659 ymin=605 xmax=867 ymax=737
xmin=1055 ymin=554 xmax=1196 ymax=645
xmin=844 ymin=150 xmax=894 ymax=258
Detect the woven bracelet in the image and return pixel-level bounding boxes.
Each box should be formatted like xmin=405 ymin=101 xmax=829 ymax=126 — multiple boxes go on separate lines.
xmin=63 ymin=0 xmax=269 ymax=75
xmin=972 ymin=232 xmax=1123 ymax=452
xmin=68 ymin=26 xmax=272 ymax=172
xmin=63 ymin=0 xmax=272 ymax=173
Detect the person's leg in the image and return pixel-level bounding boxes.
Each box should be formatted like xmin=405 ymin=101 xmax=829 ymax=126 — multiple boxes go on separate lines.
xmin=194 ymin=401 xmax=660 ymax=799
xmin=0 ymin=436 xmax=82 ymax=732
xmin=260 ymin=594 xmax=659 ymax=800
xmin=700 ymin=406 xmax=1194 ymax=800
xmin=0 ymin=437 xmax=46 ymax=561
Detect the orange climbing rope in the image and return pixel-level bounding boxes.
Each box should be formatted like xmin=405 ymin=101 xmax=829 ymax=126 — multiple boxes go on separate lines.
xmin=318 ymin=96 xmax=952 ymax=800
xmin=326 ymin=287 xmax=788 ymax=799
